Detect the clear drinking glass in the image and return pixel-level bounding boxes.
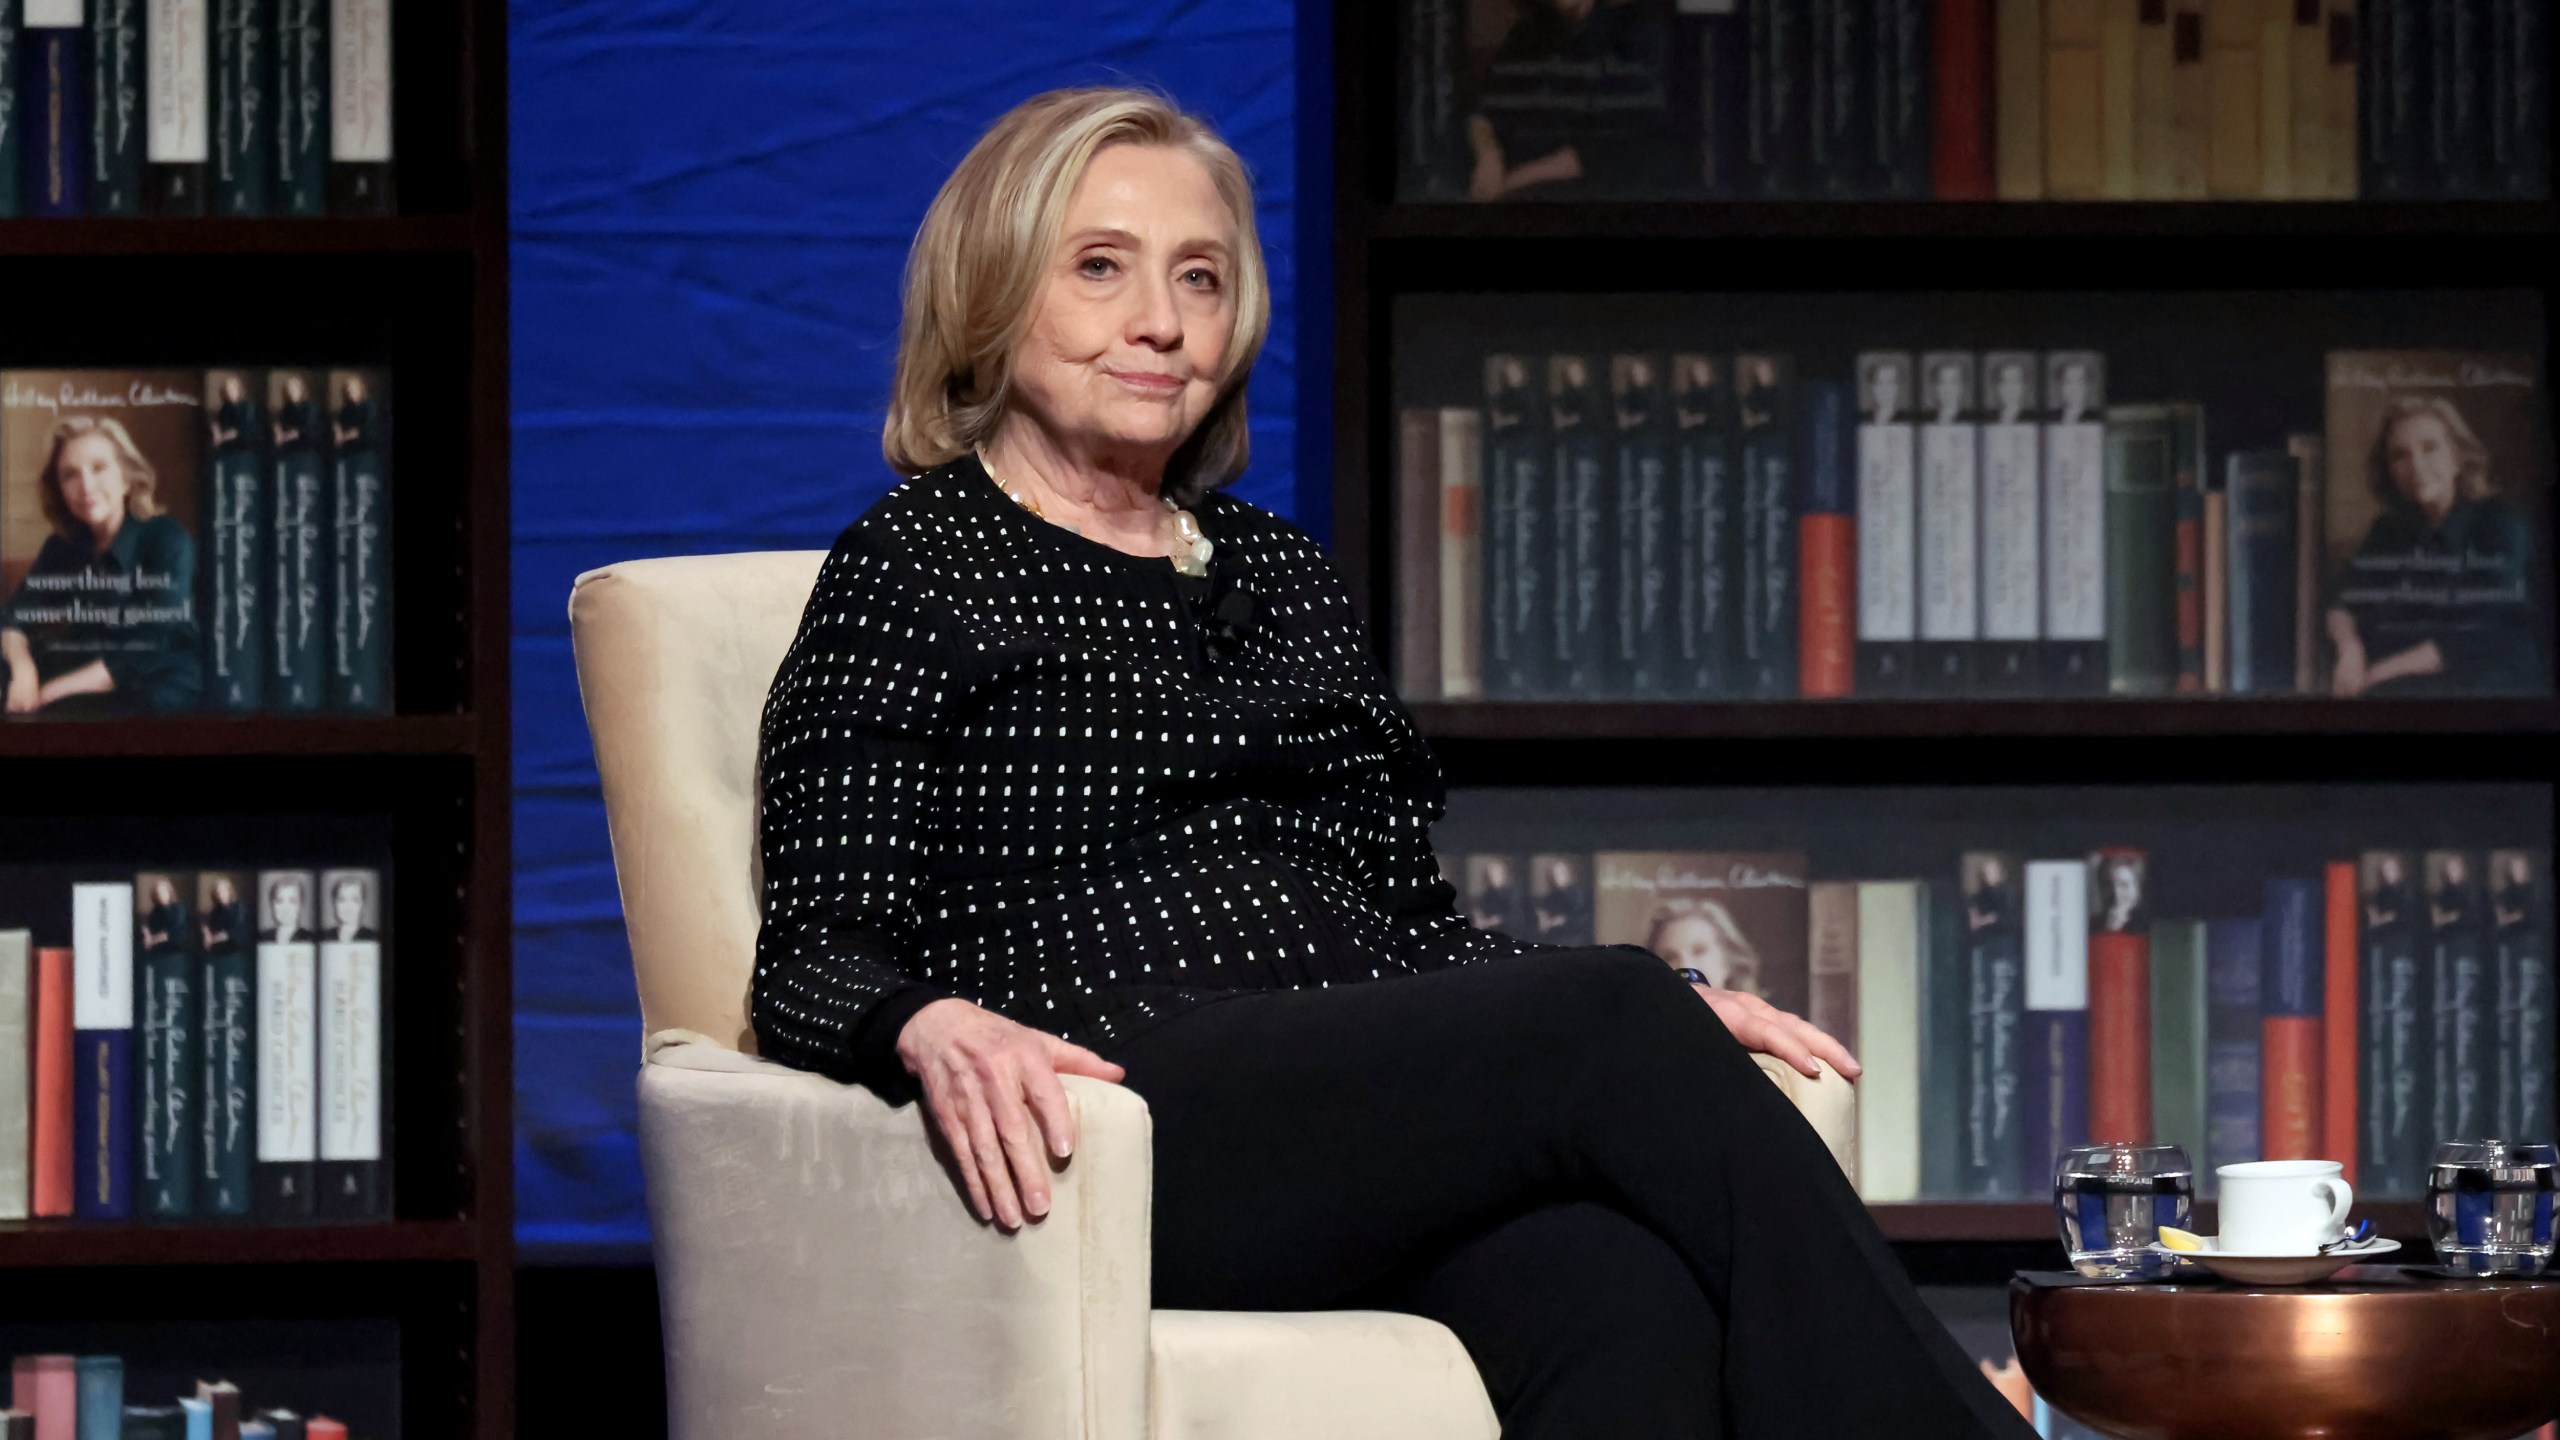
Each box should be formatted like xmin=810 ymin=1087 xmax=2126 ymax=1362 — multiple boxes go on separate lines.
xmin=2425 ymin=1140 xmax=2558 ymax=1277
xmin=2056 ymin=1142 xmax=2194 ymax=1281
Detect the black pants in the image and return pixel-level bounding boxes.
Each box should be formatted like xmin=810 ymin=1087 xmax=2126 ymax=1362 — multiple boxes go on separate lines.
xmin=1103 ymin=947 xmax=2038 ymax=1440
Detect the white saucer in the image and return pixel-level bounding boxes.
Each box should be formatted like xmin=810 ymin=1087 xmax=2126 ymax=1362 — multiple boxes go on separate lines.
xmin=2147 ymin=1236 xmax=2400 ymax=1285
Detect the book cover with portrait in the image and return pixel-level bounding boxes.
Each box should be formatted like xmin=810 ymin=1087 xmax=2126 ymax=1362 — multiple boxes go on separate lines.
xmin=0 ymin=369 xmax=206 ymax=716
xmin=2323 ymin=351 xmax=2549 ymax=697
xmin=1463 ymin=852 xmax=1530 ymax=936
xmin=1402 ymin=0 xmax=1692 ymax=203
xmin=1527 ymin=851 xmax=1594 ymax=947
xmin=1593 ymin=850 xmax=1809 ymax=1015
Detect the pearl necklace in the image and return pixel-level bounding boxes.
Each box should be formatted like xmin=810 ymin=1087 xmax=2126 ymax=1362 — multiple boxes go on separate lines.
xmin=980 ymin=451 xmax=1213 ymax=578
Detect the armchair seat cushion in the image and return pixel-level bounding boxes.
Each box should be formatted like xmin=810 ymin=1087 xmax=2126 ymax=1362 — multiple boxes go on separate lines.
xmin=1148 ymin=1310 xmax=1496 ymax=1440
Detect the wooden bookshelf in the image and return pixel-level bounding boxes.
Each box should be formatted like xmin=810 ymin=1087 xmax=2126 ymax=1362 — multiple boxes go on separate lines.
xmin=0 ymin=1 xmax=514 ymax=1435
xmin=1318 ymin=1 xmax=2559 ymax=1279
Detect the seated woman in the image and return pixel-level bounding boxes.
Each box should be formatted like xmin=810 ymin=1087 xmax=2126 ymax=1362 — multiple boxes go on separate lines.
xmin=751 ymin=86 xmax=2035 ymax=1439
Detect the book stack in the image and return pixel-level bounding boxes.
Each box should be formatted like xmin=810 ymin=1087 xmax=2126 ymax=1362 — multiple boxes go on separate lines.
xmin=0 ymin=867 xmax=391 ymax=1224
xmin=4 ymin=0 xmax=395 ymax=217
xmin=5 ymin=1359 xmax=357 ymax=1439
xmin=1450 ymin=844 xmax=2553 ymax=1202
xmin=1398 ymin=0 xmax=2549 ymax=202
xmin=1398 ymin=347 xmax=2547 ymax=703
xmin=0 ymin=367 xmax=396 ymax=718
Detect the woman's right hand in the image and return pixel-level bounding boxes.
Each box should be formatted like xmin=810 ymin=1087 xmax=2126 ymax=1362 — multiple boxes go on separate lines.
xmin=5 ymin=668 xmax=37 ymax=713
xmin=895 ymin=997 xmax=1126 ymax=1229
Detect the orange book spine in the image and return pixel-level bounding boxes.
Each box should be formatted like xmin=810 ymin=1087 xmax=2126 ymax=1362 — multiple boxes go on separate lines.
xmin=2260 ymin=1015 xmax=2323 ymax=1160
xmin=1799 ymin=514 xmax=1855 ymax=698
xmin=29 ymin=948 xmax=72 ymax=1217
xmin=2088 ymin=929 xmax=2153 ymax=1142
xmin=2322 ymin=861 xmax=2359 ymax=1179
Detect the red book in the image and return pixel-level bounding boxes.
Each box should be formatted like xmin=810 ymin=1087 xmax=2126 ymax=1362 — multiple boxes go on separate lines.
xmin=29 ymin=949 xmax=72 ymax=1218
xmin=2322 ymin=862 xmax=2360 ymax=1181
xmin=2261 ymin=1016 xmax=2324 ymax=1160
xmin=9 ymin=1355 xmax=74 ymax=1440
xmin=1798 ymin=513 xmax=1855 ymax=697
xmin=307 ymin=1420 xmax=348 ymax=1440
xmin=2089 ymin=929 xmax=2153 ymax=1142
xmin=1931 ymin=0 xmax=1997 ymax=198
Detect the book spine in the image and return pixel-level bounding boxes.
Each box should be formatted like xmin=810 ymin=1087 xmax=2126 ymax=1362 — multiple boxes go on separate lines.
xmin=2132 ymin=0 xmax=2176 ymax=197
xmin=2041 ymin=355 xmax=2107 ymax=694
xmin=2429 ymin=0 xmax=2488 ymax=197
xmin=2427 ymin=852 xmax=2494 ymax=1146
xmin=1797 ymin=378 xmax=1853 ymax=698
xmin=71 ymin=882 xmax=135 ymax=1220
xmin=2363 ymin=0 xmax=2427 ymax=197
xmin=1395 ymin=409 xmax=1440 ymax=702
xmin=2288 ymin=434 xmax=2321 ymax=693
xmin=138 ymin=879 xmax=197 ymax=1219
xmin=1917 ymin=351 xmax=1979 ymax=695
xmin=2103 ymin=405 xmax=2176 ymax=695
xmin=2258 ymin=0 xmax=2295 ymax=195
xmin=1482 ymin=357 xmax=1546 ymax=699
xmin=324 ymin=0 xmax=386 ymax=208
xmin=208 ymin=375 xmax=267 ymax=713
xmin=2088 ymin=857 xmax=2153 ymax=1144
xmin=1697 ymin=2 xmax=1751 ymax=196
xmin=1671 ymin=356 xmax=1739 ymax=698
xmin=1964 ymin=852 xmax=2026 ymax=1198
xmin=88 ymin=0 xmax=140 ymax=213
xmin=2205 ymin=0 xmax=2263 ymax=195
xmin=2099 ymin=0 xmax=2139 ymax=196
xmin=2149 ymin=918 xmax=2210 ymax=1179
xmin=0 ymin=13 xmax=22 ymax=216
xmin=2322 ymin=860 xmax=2360 ymax=1181
xmin=273 ymin=0 xmax=323 ymax=214
xmin=2202 ymin=480 xmax=2229 ymax=691
xmin=2496 ymin=0 xmax=2547 ymax=198
xmin=31 ymin=948 xmax=73 ymax=1216
xmin=1882 ymin=0 xmax=1936 ymax=196
xmin=2224 ymin=448 xmax=2298 ymax=694
xmin=2289 ymin=0 xmax=2330 ymax=197
xmin=213 ymin=0 xmax=272 ymax=214
xmin=271 ymin=371 xmax=330 ymax=710
xmin=0 ymin=935 xmax=26 ymax=1220
xmin=1855 ymin=353 xmax=1918 ymax=695
xmin=1394 ymin=0 xmax=1462 ymax=200
xmin=200 ymin=932 xmax=254 ymax=1215
xmin=2172 ymin=403 xmax=2205 ymax=692
xmin=1978 ymin=353 xmax=2042 ymax=696
xmin=1856 ymin=881 xmax=1923 ymax=1202
xmin=2324 ymin=0 xmax=2359 ymax=197
xmin=1739 ymin=354 xmax=1797 ymax=699
xmin=74 ymin=1357 xmax=121 ymax=1440
xmin=1437 ymin=410 xmax=1483 ymax=701
xmin=255 ymin=883 xmax=317 ymax=1217
xmin=2361 ymin=850 xmax=2428 ymax=1199
xmin=2023 ymin=859 xmax=2091 ymax=1189
xmin=1995 ymin=0 xmax=2046 ymax=196
xmin=2489 ymin=850 xmax=2553 ymax=1143
xmin=144 ymin=0 xmax=208 ymax=213
xmin=316 ymin=868 xmax=383 ymax=1218
xmin=1613 ymin=359 xmax=1676 ymax=697
xmin=26 ymin=1 xmax=90 ymax=216
xmin=2169 ymin=0 xmax=2211 ymax=195
xmin=1931 ymin=0 xmax=1995 ymax=196
xmin=1816 ymin=0 xmax=1872 ymax=195
xmin=2205 ymin=918 xmax=2264 ymax=1193
xmin=1749 ymin=0 xmax=1814 ymax=196
xmin=1810 ymin=880 xmax=1861 ymax=1061
xmin=2260 ymin=876 xmax=2325 ymax=1160
xmin=1922 ymin=880 xmax=1965 ymax=1197
xmin=2046 ymin=0 xmax=2105 ymax=196
xmin=1549 ymin=357 xmax=1612 ymax=697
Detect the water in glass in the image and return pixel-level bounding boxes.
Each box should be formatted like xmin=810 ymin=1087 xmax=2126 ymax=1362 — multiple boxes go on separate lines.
xmin=2426 ymin=1141 xmax=2557 ymax=1277
xmin=2056 ymin=1144 xmax=2194 ymax=1281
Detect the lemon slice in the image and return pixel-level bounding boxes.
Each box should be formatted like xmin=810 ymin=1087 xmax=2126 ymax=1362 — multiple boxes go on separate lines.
xmin=2156 ymin=1226 xmax=2205 ymax=1252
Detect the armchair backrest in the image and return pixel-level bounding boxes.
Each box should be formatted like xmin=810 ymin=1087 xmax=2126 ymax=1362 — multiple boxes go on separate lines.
xmin=568 ymin=551 xmax=826 ymax=1053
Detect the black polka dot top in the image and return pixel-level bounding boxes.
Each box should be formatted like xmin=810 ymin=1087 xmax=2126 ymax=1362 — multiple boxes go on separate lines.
xmin=750 ymin=454 xmax=1539 ymax=1101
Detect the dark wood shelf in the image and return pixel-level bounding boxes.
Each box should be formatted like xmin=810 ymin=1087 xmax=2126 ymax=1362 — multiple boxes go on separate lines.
xmin=1873 ymin=1200 xmax=2433 ymax=1244
xmin=0 ymin=216 xmax=474 ymax=258
xmin=0 ymin=714 xmax=477 ymax=759
xmin=1372 ymin=199 xmax=2560 ymax=244
xmin=0 ymin=1218 xmax=479 ymax=1268
xmin=1408 ymin=697 xmax=2560 ymax=744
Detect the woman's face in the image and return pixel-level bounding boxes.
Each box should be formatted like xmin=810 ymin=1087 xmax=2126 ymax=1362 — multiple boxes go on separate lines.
xmin=1653 ymin=913 xmax=1745 ymax=986
xmin=152 ymin=878 xmax=176 ymax=906
xmin=1009 ymin=143 xmax=1235 ymax=467
xmin=1867 ymin=363 xmax=1902 ymax=419
xmin=272 ymin=883 xmax=305 ymax=931
xmin=2109 ymin=864 xmax=2139 ymax=910
xmin=1932 ymin=364 xmax=1964 ymax=413
xmin=2060 ymin=365 xmax=2090 ymax=413
xmin=2386 ymin=412 xmax=2462 ymax=515
xmin=285 ymin=375 xmax=308 ymax=403
xmin=331 ymin=882 xmax=365 ymax=929
xmin=1995 ymin=364 xmax=2028 ymax=413
xmin=213 ymin=878 xmax=237 ymax=906
xmin=54 ymin=432 xmax=130 ymax=533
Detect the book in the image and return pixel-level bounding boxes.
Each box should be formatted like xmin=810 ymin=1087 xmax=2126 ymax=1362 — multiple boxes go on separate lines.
xmin=1670 ymin=354 xmax=1739 ymax=698
xmin=1809 ymin=879 xmax=1859 ymax=1055
xmin=1594 ymin=850 xmax=1811 ymax=1016
xmin=251 ymin=1413 xmax=301 ymax=1440
xmin=2087 ymin=849 xmax=2151 ymax=1143
xmin=1395 ymin=408 xmax=1439 ymax=702
xmin=1527 ymin=853 xmax=1594 ymax=948
xmin=2203 ymin=458 xmax=2229 ymax=691
xmin=1916 ymin=351 xmax=1978 ymax=695
xmin=2427 ymin=0 xmax=2489 ymax=197
xmin=2360 ymin=850 xmax=2428 ymax=1198
xmin=1795 ymin=376 xmax=1852 ymax=698
xmin=0 ymin=368 xmax=208 ymax=716
xmin=2225 ymin=447 xmax=2298 ymax=694
xmin=1481 ymin=355 xmax=1545 ymax=699
xmin=213 ymin=0 xmax=271 ymax=213
xmin=1736 ymin=353 xmax=1796 ymax=698
xmin=2257 ymin=0 xmax=2295 ymax=196
xmin=24 ymin=0 xmax=88 ymax=215
xmin=2102 ymin=405 xmax=2176 ymax=695
xmin=2021 ymin=858 xmax=2090 ymax=1191
xmin=2360 ymin=0 xmax=2426 ymax=198
xmin=2287 ymin=0 xmax=2330 ymax=197
xmin=1392 ymin=0 xmax=1464 ymax=199
xmin=88 ymin=0 xmax=141 ymax=213
xmin=1463 ymin=854 xmax=1527 ymax=937
xmin=2172 ymin=402 xmax=2206 ymax=692
xmin=2150 ymin=918 xmax=2209 ymax=1179
xmin=1855 ymin=880 xmax=1923 ymax=1202
xmin=1881 ymin=0 xmax=1935 ymax=197
xmin=145 ymin=0 xmax=209 ymax=214
xmin=1994 ymin=0 xmax=2045 ymax=197
xmin=0 ymin=932 xmax=22 ymax=1220
xmin=1437 ymin=408 xmax=1482 ymax=701
xmin=137 ymin=870 xmax=196 ymax=1218
xmin=205 ymin=367 xmax=265 ymax=712
xmin=72 ymin=1357 xmax=118 ymax=1440
xmin=1611 ymin=355 xmax=1675 ymax=696
xmin=2425 ymin=850 xmax=2494 ymax=1147
xmin=2323 ymin=861 xmax=2360 ymax=1181
xmin=267 ymin=367 xmax=328 ymax=711
xmin=316 ymin=865 xmax=384 ymax=1217
xmin=2324 ymin=0 xmax=2359 ymax=198
xmin=305 ymin=1420 xmax=344 ymax=1440
xmin=273 ymin=0 xmax=322 ymax=213
xmin=1548 ymin=355 xmax=1611 ymax=697
xmin=1816 ymin=0 xmax=1876 ymax=195
xmin=2289 ymin=433 xmax=2323 ymax=691
xmin=1979 ymin=352 xmax=2041 ymax=695
xmin=2321 ymin=351 xmax=2545 ymax=698
xmin=2168 ymin=0 xmax=2210 ymax=196
xmin=1749 ymin=0 xmax=1815 ymax=197
xmin=1854 ymin=352 xmax=1918 ymax=695
xmin=255 ymin=868 xmax=317 ymax=1216
xmin=1931 ymin=0 xmax=1996 ymax=198
xmin=2041 ymin=353 xmax=2107 ymax=694
xmin=2097 ymin=0 xmax=2138 ymax=197
xmin=2260 ymin=876 xmax=2325 ymax=1160
xmin=2045 ymin=0 xmax=2104 ymax=197
xmin=2204 ymin=917 xmax=2263 ymax=1194
xmin=1921 ymin=879 xmax=1965 ymax=1196
xmin=197 ymin=869 xmax=254 ymax=1214
xmin=195 ymin=1382 xmax=239 ymax=1440
xmin=70 ymin=880 xmax=134 ymax=1219
xmin=0 ymin=15 xmax=22 ymax=218
xmin=1448 ymin=0 xmax=1687 ymax=202
xmin=2204 ymin=0 xmax=2262 ymax=195
xmin=121 ymin=1409 xmax=184 ymax=1440
xmin=2131 ymin=0 xmax=2174 ymax=196
xmin=2491 ymin=0 xmax=2546 ymax=198
xmin=2488 ymin=849 xmax=2552 ymax=1142
xmin=11 ymin=1358 xmax=74 ymax=1440
xmin=31 ymin=946 xmax=72 ymax=1217
xmin=1961 ymin=852 xmax=2026 ymax=1198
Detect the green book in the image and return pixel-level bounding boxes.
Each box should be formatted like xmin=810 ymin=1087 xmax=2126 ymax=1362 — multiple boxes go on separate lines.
xmin=2149 ymin=918 xmax=2209 ymax=1175
xmin=1920 ymin=878 xmax=1966 ymax=1199
xmin=2103 ymin=404 xmax=2178 ymax=695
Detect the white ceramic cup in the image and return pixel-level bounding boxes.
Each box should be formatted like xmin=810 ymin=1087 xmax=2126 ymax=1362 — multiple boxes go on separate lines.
xmin=2217 ymin=1159 xmax=2353 ymax=1255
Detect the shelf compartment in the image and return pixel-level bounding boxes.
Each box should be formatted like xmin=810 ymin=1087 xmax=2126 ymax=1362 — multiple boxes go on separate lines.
xmin=0 ymin=1218 xmax=479 ymax=1268
xmin=0 ymin=715 xmax=478 ymax=759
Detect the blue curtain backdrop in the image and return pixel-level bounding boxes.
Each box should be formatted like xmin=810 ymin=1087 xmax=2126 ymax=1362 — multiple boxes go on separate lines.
xmin=511 ymin=1 xmax=1307 ymax=1252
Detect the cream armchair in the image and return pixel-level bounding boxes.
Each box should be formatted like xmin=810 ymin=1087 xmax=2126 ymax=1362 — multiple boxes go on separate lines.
xmin=569 ymin=551 xmax=1857 ymax=1440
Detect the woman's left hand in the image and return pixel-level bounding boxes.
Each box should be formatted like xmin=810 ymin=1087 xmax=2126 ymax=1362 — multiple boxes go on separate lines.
xmin=1690 ymin=983 xmax=1860 ymax=1082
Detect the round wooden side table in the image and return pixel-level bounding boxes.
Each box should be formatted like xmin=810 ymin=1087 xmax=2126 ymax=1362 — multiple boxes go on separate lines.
xmin=2009 ymin=1266 xmax=2560 ymax=1440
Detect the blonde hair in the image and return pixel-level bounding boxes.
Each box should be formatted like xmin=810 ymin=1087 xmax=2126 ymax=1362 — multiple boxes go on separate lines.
xmin=39 ymin=416 xmax=164 ymax=538
xmin=883 ymin=86 xmax=1270 ymax=503
xmin=2369 ymin=395 xmax=2495 ymax=511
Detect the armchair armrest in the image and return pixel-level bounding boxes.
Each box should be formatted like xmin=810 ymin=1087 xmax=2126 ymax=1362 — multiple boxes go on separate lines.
xmin=640 ymin=1033 xmax=1153 ymax=1440
xmin=1750 ymin=1053 xmax=1858 ymax=1184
